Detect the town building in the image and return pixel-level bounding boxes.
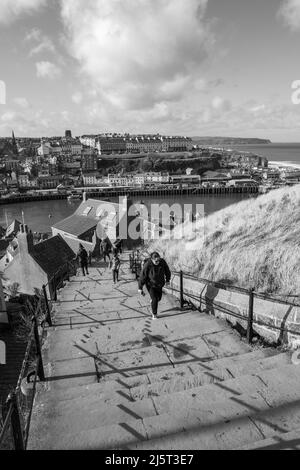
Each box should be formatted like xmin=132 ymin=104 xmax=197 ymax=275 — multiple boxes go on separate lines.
xmin=5 ymin=220 xmax=21 ymax=239
xmin=3 ymin=225 xmax=75 ymax=295
xmin=1 ymin=225 xmax=75 ymax=297
xmin=82 ymin=173 xmax=103 ymax=187
xmin=38 ymin=175 xmax=62 ymax=189
xmin=52 ymin=195 xmax=137 ymax=251
xmin=81 ymin=147 xmax=98 ymax=172
xmin=97 ymin=136 xmax=127 ymax=155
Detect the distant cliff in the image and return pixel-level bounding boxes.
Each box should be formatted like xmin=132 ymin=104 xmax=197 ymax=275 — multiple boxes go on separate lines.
xmin=192 ymin=137 xmax=272 ymax=146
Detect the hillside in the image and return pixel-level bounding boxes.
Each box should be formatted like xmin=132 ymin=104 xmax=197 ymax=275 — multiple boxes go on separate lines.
xmin=98 ymin=153 xmax=223 ymax=175
xmin=146 ymin=185 xmax=300 ymax=295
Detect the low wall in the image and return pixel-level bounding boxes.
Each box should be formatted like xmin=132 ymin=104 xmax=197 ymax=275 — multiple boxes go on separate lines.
xmin=169 ymin=274 xmax=300 ymax=349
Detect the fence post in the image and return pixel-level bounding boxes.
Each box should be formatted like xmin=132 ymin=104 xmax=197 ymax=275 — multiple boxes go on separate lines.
xmin=42 ymin=285 xmax=52 ymax=327
xmin=10 ymin=393 xmax=25 ymax=450
xmin=33 ymin=315 xmax=45 ymax=382
xmin=53 ymin=278 xmax=57 ymax=302
xmin=247 ymin=288 xmax=255 ymax=344
xmin=180 ymin=271 xmax=184 ymax=309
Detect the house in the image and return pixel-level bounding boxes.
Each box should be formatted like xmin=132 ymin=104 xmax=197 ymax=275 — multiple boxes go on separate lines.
xmin=2 ymin=225 xmax=75 ymax=297
xmin=6 ymin=219 xmax=22 ymax=239
xmin=52 ymin=195 xmax=137 ymax=250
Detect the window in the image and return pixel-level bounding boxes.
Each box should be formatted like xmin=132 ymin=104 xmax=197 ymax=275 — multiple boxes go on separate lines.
xmin=82 ymin=207 xmax=92 ymax=216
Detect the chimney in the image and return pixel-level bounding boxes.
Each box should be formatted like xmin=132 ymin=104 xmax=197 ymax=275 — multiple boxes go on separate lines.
xmin=17 ymin=225 xmax=34 ymax=254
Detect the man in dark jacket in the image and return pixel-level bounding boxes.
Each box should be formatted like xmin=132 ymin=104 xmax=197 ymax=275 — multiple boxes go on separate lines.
xmin=77 ymin=243 xmax=89 ymax=276
xmin=100 ymin=239 xmax=111 ymax=264
xmin=138 ymin=252 xmax=171 ymax=320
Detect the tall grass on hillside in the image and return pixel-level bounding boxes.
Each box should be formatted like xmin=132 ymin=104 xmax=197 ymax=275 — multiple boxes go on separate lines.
xmin=146 ymin=185 xmax=300 ymax=295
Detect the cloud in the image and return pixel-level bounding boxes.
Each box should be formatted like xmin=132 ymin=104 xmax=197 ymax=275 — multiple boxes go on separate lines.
xmin=211 ymin=96 xmax=232 ymax=112
xmin=0 ymin=0 xmax=46 ymax=24
xmin=72 ymin=92 xmax=83 ymax=104
xmin=278 ymin=0 xmax=300 ymax=31
xmin=36 ymin=61 xmax=62 ymax=79
xmin=60 ymin=0 xmax=213 ymax=111
xmin=13 ymin=97 xmax=30 ymax=108
xmin=25 ymin=28 xmax=56 ymax=56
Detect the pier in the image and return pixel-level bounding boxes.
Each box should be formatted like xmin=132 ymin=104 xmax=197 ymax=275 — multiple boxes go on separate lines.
xmin=0 ymin=185 xmax=258 ymax=205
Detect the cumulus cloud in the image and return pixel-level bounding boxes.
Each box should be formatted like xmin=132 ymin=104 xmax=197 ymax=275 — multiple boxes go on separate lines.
xmin=60 ymin=0 xmax=213 ymax=111
xmin=13 ymin=97 xmax=30 ymax=108
xmin=36 ymin=61 xmax=62 ymax=79
xmin=278 ymin=0 xmax=300 ymax=31
xmin=72 ymin=92 xmax=83 ymax=104
xmin=0 ymin=0 xmax=46 ymax=24
xmin=25 ymin=28 xmax=56 ymax=56
xmin=211 ymin=96 xmax=232 ymax=112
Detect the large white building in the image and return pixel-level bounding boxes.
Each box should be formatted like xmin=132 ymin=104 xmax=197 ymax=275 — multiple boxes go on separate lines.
xmin=79 ymin=134 xmax=193 ymax=154
xmin=107 ymin=172 xmax=170 ymax=187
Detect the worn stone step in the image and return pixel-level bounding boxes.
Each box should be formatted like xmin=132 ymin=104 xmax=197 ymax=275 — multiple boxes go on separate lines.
xmin=151 ymin=364 xmax=300 ymax=416
xmin=30 ymin=393 xmax=157 ymax=441
xmin=30 ymin=379 xmax=300 ymax=450
xmin=34 ymin=348 xmax=278 ymax=408
xmin=130 ymin=351 xmax=291 ymax=400
xmin=31 ymin=367 xmax=269 ymax=440
xmin=34 ymin=362 xmax=300 ymax=446
xmin=237 ymin=427 xmax=300 ymax=450
xmin=131 ymin=398 xmax=300 ymax=450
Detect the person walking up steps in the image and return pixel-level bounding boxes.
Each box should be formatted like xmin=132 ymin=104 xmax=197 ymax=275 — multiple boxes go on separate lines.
xmin=101 ymin=238 xmax=111 ymax=264
xmin=111 ymin=253 xmax=121 ymax=284
xmin=138 ymin=252 xmax=171 ymax=320
xmin=77 ymin=243 xmax=89 ymax=276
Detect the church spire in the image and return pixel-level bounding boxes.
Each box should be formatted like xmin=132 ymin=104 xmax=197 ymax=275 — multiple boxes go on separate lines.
xmin=12 ymin=130 xmax=18 ymax=155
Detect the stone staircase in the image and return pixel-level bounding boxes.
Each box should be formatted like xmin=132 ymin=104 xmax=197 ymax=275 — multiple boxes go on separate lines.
xmin=28 ymin=254 xmax=300 ymax=450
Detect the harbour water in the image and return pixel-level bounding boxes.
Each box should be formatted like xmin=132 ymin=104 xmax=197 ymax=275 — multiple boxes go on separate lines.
xmin=0 ymin=193 xmax=253 ymax=234
xmin=231 ymin=143 xmax=300 ymax=167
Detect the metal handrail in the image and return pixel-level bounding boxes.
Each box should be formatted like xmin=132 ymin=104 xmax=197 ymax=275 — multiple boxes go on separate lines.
xmin=172 ymin=270 xmax=300 ymax=306
xmin=0 ymin=402 xmax=13 ymax=445
xmin=0 ymin=260 xmax=76 ymax=450
xmin=130 ymin=251 xmax=300 ymax=342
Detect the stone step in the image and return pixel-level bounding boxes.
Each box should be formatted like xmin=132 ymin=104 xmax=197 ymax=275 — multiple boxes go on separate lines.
xmin=118 ymin=347 xmax=277 ymax=389
xmin=40 ymin=347 xmax=277 ymax=404
xmin=130 ymin=397 xmax=300 ymax=450
xmin=130 ymin=351 xmax=291 ymax=400
xmin=30 ymin=373 xmax=300 ymax=450
xmin=37 ymin=350 xmax=283 ymax=409
xmin=237 ymin=427 xmax=300 ymax=450
xmin=32 ymin=362 xmax=300 ymax=446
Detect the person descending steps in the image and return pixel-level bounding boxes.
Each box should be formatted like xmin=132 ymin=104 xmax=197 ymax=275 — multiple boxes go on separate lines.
xmin=138 ymin=252 xmax=171 ymax=320
xmin=76 ymin=243 xmax=89 ymax=276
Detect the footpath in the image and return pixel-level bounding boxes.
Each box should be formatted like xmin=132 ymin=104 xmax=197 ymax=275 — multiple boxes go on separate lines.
xmin=28 ymin=252 xmax=300 ymax=450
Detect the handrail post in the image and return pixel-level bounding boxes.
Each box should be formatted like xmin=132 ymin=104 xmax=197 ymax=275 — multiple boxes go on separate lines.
xmin=247 ymin=288 xmax=255 ymax=344
xmin=33 ymin=315 xmax=45 ymax=382
xmin=42 ymin=285 xmax=52 ymax=327
xmin=180 ymin=271 xmax=184 ymax=309
xmin=10 ymin=393 xmax=25 ymax=450
xmin=53 ymin=278 xmax=57 ymax=301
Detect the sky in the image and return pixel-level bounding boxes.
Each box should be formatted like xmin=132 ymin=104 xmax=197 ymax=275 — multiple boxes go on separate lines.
xmin=0 ymin=0 xmax=300 ymax=141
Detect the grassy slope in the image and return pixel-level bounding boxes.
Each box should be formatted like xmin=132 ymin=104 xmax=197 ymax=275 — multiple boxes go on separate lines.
xmin=146 ymin=184 xmax=300 ymax=294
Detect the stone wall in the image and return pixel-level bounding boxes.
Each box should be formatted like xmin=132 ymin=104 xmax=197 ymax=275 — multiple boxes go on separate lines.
xmin=169 ymin=274 xmax=300 ymax=349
